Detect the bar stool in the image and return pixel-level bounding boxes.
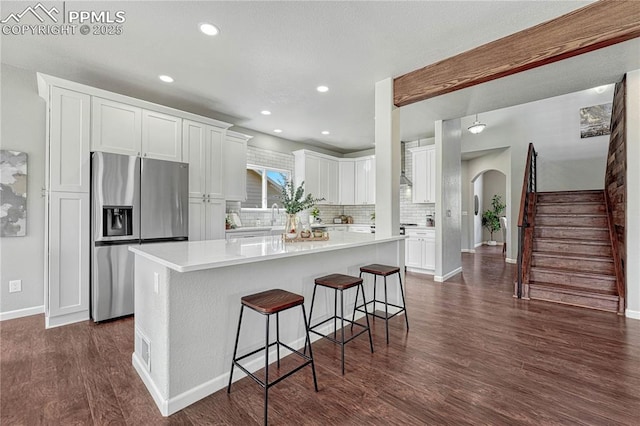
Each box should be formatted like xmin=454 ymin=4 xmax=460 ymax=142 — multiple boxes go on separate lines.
xmin=228 ymin=289 xmax=318 ymax=426
xmin=353 ymin=264 xmax=409 ymax=344
xmin=307 ymin=273 xmax=374 ymax=375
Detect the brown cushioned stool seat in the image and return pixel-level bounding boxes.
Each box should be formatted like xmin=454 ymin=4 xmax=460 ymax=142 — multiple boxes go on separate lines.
xmin=353 ymin=264 xmax=409 ymax=344
xmin=228 ymin=289 xmax=318 ymax=426
xmin=307 ymin=273 xmax=374 ymax=375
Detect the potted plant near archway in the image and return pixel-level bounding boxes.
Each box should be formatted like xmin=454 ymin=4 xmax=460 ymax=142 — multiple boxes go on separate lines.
xmin=482 ymin=194 xmax=506 ymax=246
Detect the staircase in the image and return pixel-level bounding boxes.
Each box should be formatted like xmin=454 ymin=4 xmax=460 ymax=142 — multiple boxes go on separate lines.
xmin=528 ymin=190 xmax=620 ymax=312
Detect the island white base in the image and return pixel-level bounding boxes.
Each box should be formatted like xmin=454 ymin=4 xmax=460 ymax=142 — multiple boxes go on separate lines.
xmin=132 ymin=236 xmax=405 ymax=416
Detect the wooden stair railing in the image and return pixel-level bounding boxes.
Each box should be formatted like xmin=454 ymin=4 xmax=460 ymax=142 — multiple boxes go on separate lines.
xmin=516 ymin=143 xmax=537 ymax=299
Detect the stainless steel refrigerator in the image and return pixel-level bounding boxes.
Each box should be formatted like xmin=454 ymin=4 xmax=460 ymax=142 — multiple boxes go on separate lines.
xmin=90 ymin=152 xmax=188 ymax=322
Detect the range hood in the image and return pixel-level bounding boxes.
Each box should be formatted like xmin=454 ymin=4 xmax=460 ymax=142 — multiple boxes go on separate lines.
xmin=400 ymin=141 xmax=413 ymax=186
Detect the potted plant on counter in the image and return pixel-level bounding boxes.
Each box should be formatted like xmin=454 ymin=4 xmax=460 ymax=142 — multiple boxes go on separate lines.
xmin=481 ymin=194 xmax=506 ymax=245
xmin=280 ymin=178 xmax=323 ymax=239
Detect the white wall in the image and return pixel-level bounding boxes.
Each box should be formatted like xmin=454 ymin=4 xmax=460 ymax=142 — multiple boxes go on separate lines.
xmin=473 ymin=174 xmax=483 ymax=247
xmin=0 ymin=64 xmax=46 ymax=315
xmin=626 ymin=69 xmax=640 ymax=320
xmin=435 ymin=119 xmax=462 ymax=281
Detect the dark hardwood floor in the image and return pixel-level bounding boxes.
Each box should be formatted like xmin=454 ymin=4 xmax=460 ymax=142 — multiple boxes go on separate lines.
xmin=2 ymin=248 xmax=640 ymax=425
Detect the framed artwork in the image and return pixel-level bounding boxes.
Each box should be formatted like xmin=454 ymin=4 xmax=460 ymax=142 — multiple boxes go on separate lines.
xmin=1 ymin=150 xmax=27 ymax=237
xmin=580 ymin=103 xmax=612 ymax=138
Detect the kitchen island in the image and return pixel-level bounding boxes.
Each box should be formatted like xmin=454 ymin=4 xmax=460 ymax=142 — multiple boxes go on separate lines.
xmin=130 ymin=232 xmax=406 ymax=416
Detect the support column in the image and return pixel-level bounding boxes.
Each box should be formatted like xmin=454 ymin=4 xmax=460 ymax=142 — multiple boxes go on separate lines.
xmin=374 ymin=78 xmax=400 ymax=238
xmin=626 ymin=69 xmax=640 ymax=320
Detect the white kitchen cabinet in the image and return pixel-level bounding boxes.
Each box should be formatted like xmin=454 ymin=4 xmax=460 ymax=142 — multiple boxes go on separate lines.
xmin=92 ymin=97 xmax=142 ymax=156
xmin=49 ymin=87 xmax=91 ymax=193
xmin=339 ymin=159 xmax=355 ymax=205
xmin=347 ymin=225 xmax=372 ymax=233
xmin=405 ymin=228 xmax=435 ymax=273
xmin=183 ymin=120 xmax=224 ymax=199
xmin=189 ymin=197 xmax=225 ymax=241
xmin=141 ymin=110 xmax=182 ymax=162
xmin=92 ymin=97 xmax=182 ymax=162
xmin=47 ymin=191 xmax=90 ymax=326
xmin=410 ymin=146 xmax=436 ymax=204
xmin=225 ymin=229 xmax=270 ymax=240
xmin=293 ymin=150 xmax=339 ymax=204
xmin=224 ymin=131 xmax=251 ymax=201
xmin=355 ymin=156 xmax=376 ymax=205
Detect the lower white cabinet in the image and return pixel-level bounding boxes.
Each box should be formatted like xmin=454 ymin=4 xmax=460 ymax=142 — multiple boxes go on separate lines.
xmin=347 ymin=225 xmax=372 ymax=233
xmin=405 ymin=228 xmax=435 ymax=273
xmin=189 ymin=197 xmax=225 ymax=241
xmin=225 ymin=229 xmax=269 ymax=240
xmin=47 ymin=191 xmax=90 ymax=326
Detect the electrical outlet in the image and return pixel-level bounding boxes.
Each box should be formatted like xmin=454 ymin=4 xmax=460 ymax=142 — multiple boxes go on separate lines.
xmin=9 ymin=280 xmax=22 ymax=293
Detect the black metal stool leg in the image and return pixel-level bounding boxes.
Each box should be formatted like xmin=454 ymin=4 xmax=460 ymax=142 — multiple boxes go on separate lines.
xmin=227 ymin=305 xmax=244 ymax=393
xmin=276 ymin=312 xmax=280 ymax=368
xmin=264 ymin=314 xmax=270 ymax=426
xmin=350 ymin=281 xmax=360 ymax=331
xmin=359 ymin=282 xmax=374 ymax=353
xmin=383 ymin=276 xmax=390 ymax=344
xmin=305 ymin=284 xmax=318 ymax=356
xmin=340 ymin=288 xmax=345 ymax=375
xmin=372 ymin=273 xmax=377 ymax=316
xmin=398 ymin=272 xmax=409 ymax=330
xmin=333 ymin=288 xmax=338 ymax=339
xmin=301 ymin=304 xmax=319 ymax=392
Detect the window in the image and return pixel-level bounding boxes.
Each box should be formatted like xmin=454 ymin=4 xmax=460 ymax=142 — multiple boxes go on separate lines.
xmin=241 ymin=165 xmax=290 ymax=210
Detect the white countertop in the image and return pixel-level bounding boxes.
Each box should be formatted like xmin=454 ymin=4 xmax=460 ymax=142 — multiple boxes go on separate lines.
xmin=130 ymin=232 xmax=406 ymax=273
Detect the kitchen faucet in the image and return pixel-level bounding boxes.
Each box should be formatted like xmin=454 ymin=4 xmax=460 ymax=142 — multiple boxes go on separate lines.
xmin=270 ymin=203 xmax=280 ymax=226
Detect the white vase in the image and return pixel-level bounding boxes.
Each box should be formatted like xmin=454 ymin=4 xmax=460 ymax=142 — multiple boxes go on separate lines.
xmin=285 ymin=214 xmax=299 ymax=239
xmin=487 ymin=240 xmax=497 ymax=246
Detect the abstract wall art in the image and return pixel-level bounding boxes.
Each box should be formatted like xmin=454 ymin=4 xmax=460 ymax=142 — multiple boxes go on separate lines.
xmin=580 ymin=103 xmax=612 ymax=138
xmin=1 ymin=150 xmax=27 ymax=237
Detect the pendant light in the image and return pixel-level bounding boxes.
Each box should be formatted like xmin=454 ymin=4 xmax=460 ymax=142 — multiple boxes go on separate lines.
xmin=468 ymin=114 xmax=486 ymax=134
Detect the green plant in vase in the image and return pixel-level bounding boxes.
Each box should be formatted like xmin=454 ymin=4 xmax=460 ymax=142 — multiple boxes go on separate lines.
xmin=481 ymin=194 xmax=506 ymax=245
xmin=310 ymin=206 xmax=320 ymax=223
xmin=280 ymin=178 xmax=324 ymax=238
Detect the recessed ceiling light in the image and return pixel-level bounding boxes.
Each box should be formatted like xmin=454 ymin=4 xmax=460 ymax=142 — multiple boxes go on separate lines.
xmin=261 ymin=110 xmax=272 ymax=115
xmin=321 ymin=131 xmax=330 ymax=135
xmin=199 ymin=23 xmax=219 ymax=36
xmin=594 ymin=85 xmax=608 ymax=94
xmin=158 ymin=75 xmax=174 ymax=83
xmin=316 ymin=85 xmax=329 ymax=93
xmin=274 ymin=129 xmax=283 ymax=133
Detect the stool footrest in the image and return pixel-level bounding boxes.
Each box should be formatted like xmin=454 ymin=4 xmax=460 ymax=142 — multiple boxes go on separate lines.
xmin=232 ymin=341 xmax=314 ymax=390
xmin=354 ymin=300 xmax=407 ymax=319
xmin=308 ymin=316 xmax=370 ymax=346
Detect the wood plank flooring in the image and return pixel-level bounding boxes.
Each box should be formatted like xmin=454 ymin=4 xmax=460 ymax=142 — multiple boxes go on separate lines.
xmin=2 ymin=247 xmax=640 ymax=425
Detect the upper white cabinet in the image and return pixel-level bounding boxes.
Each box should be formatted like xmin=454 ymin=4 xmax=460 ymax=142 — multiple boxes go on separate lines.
xmin=189 ymin=197 xmax=225 ymax=241
xmin=410 ymin=146 xmax=436 ymax=204
xmin=355 ymin=156 xmax=376 ymax=205
xmin=91 ymin=97 xmax=142 ymax=156
xmin=92 ymin=97 xmax=182 ymax=162
xmin=183 ymin=120 xmax=224 ymax=199
xmin=49 ymin=87 xmax=91 ymax=193
xmin=293 ymin=150 xmax=339 ymax=204
xmin=338 ymin=159 xmax=355 ymax=205
xmin=142 ymin=110 xmax=182 ymax=162
xmin=224 ymin=131 xmax=251 ymax=201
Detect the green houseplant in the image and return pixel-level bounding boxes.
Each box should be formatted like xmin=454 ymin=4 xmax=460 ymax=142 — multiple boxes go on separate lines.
xmin=481 ymin=194 xmax=506 ymax=245
xmin=280 ymin=178 xmax=323 ymax=238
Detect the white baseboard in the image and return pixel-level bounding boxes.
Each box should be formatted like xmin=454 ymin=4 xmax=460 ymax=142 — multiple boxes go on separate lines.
xmin=434 ymin=267 xmax=462 ymax=282
xmin=45 ymin=310 xmax=89 ymax=329
xmin=474 ymin=242 xmax=483 ymax=248
xmin=461 ymin=249 xmax=471 ymax=253
xmin=137 ymin=312 xmax=366 ymax=416
xmin=506 ymin=258 xmax=517 ymax=264
xmin=626 ymin=309 xmax=640 ymax=320
xmin=0 ymin=305 xmax=44 ymax=321
xmin=405 ymin=266 xmax=434 ymax=275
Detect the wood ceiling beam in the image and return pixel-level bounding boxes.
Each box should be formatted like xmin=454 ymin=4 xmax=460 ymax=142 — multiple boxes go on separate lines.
xmin=393 ymin=0 xmax=640 ymax=107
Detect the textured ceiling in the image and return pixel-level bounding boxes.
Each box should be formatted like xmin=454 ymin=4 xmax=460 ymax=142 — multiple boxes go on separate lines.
xmin=3 ymin=0 xmax=637 ymax=153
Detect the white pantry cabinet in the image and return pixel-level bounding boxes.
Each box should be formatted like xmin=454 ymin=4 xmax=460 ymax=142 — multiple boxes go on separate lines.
xmin=183 ymin=120 xmax=225 ymax=199
xmin=410 ymin=146 xmax=436 ymax=204
xmin=355 ymin=156 xmax=376 ymax=205
xmin=339 ymin=159 xmax=356 ymax=205
xmin=224 ymin=131 xmax=251 ymax=201
xmin=92 ymin=97 xmax=182 ymax=162
xmin=405 ymin=228 xmax=435 ymax=273
xmin=189 ymin=197 xmax=225 ymax=241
